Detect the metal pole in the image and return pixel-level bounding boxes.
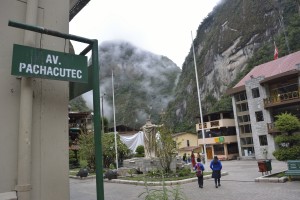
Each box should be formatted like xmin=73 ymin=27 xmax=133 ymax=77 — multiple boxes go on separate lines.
xmin=8 ymin=20 xmax=94 ymax=45
xmin=191 ymin=31 xmax=208 ymax=164
xmin=101 ymin=94 xmax=105 ymax=134
xmin=92 ymin=40 xmax=104 ymax=200
xmin=112 ymin=71 xmax=119 ymax=169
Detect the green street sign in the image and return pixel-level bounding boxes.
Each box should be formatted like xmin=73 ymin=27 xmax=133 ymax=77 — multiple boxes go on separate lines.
xmin=11 ymin=44 xmax=88 ymax=83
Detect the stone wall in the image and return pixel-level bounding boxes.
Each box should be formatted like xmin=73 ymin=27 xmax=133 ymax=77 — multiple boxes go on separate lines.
xmin=245 ymin=76 xmax=275 ymax=159
xmin=123 ymin=157 xmax=177 ymax=173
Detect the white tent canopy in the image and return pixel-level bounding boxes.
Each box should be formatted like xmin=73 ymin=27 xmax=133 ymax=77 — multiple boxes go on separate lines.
xmin=119 ymin=131 xmax=144 ymax=153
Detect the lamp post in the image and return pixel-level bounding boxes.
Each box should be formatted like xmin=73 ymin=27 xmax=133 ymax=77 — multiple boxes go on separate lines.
xmin=101 ymin=93 xmax=106 ymax=134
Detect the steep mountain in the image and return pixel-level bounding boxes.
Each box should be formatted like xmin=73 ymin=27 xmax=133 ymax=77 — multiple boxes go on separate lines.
xmin=164 ymin=0 xmax=300 ymax=132
xmin=97 ymin=41 xmax=181 ymax=129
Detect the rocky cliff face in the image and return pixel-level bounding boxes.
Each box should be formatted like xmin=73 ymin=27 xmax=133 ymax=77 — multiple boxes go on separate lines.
xmin=95 ymin=41 xmax=181 ymax=129
xmin=79 ymin=0 xmax=300 ymax=133
xmin=164 ymin=0 xmax=300 ymax=132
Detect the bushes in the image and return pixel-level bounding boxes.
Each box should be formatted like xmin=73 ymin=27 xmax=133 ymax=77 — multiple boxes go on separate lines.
xmin=135 ymin=145 xmax=145 ymax=157
xmin=273 ymin=146 xmax=300 ymax=161
xmin=177 ymin=168 xmax=191 ymax=177
xmin=273 ymin=113 xmax=300 ymax=161
xmin=102 ymin=133 xmax=131 ymax=168
xmin=274 ymin=112 xmax=300 ymax=134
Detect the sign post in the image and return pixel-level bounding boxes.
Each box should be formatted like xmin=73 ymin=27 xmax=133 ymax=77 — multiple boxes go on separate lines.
xmin=9 ymin=20 xmax=104 ymax=200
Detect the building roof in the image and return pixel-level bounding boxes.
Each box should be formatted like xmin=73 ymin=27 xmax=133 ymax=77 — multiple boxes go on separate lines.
xmin=227 ymin=50 xmax=300 ymax=94
xmin=69 ymin=0 xmax=91 ymax=21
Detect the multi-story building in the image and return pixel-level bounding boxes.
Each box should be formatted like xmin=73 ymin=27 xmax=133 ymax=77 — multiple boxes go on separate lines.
xmin=196 ymin=111 xmax=239 ymax=160
xmin=69 ymin=111 xmax=93 ymax=133
xmin=227 ymin=51 xmax=300 ymax=159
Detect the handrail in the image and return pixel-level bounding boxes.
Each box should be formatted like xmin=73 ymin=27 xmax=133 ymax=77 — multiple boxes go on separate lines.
xmin=264 ymin=89 xmax=300 ymax=107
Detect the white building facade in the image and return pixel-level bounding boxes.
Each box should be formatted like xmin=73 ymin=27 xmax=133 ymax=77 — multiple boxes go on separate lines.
xmin=228 ymin=51 xmax=300 ymax=160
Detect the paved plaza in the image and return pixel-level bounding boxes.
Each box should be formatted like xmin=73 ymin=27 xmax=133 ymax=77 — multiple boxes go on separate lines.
xmin=70 ymin=160 xmax=300 ymax=200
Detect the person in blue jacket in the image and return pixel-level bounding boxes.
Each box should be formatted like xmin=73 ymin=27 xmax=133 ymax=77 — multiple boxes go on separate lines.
xmin=210 ymin=156 xmax=222 ymax=188
xmin=194 ymin=157 xmax=205 ymax=188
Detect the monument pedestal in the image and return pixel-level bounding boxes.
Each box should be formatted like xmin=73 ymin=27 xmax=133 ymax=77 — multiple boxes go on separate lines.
xmin=123 ymin=157 xmax=177 ymax=173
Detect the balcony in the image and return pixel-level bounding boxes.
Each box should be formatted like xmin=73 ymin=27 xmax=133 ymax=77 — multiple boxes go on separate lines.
xmin=267 ymin=123 xmax=281 ymax=134
xmin=197 ymin=119 xmax=235 ymax=131
xmin=264 ymin=89 xmax=300 ymax=108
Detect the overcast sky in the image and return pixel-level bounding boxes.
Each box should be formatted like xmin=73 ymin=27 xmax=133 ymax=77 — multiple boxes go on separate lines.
xmin=70 ymin=0 xmax=221 ymax=68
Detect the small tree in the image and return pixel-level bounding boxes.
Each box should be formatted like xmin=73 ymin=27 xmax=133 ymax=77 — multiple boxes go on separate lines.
xmin=135 ymin=145 xmax=145 ymax=157
xmin=102 ymin=133 xmax=131 ymax=168
xmin=273 ymin=113 xmax=300 ymax=161
xmin=156 ymin=126 xmax=177 ymax=174
xmin=274 ymin=112 xmax=300 ymax=135
xmin=78 ymin=132 xmax=96 ymax=171
xmin=79 ymin=132 xmax=131 ymax=170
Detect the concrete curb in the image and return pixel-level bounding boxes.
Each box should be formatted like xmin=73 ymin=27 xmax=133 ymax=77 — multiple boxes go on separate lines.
xmin=254 ymin=171 xmax=288 ymax=183
xmin=69 ymin=175 xmax=96 ymax=180
xmin=70 ymin=171 xmax=289 ymax=184
xmin=103 ymin=172 xmax=229 ymax=186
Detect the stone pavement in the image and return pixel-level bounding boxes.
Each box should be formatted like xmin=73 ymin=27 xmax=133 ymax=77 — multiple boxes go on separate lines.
xmin=70 ymin=160 xmax=300 ymax=200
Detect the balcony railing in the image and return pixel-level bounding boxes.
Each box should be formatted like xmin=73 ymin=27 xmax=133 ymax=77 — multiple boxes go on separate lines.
xmin=198 ymin=122 xmax=207 ymax=129
xmin=197 ymin=119 xmax=235 ymax=130
xmin=264 ymin=90 xmax=300 ymax=107
xmin=267 ymin=123 xmax=280 ymax=134
xmin=210 ymin=120 xmax=220 ymax=127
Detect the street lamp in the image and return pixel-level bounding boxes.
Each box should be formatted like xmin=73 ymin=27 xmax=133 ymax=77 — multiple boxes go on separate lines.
xmin=101 ymin=93 xmax=106 ymax=134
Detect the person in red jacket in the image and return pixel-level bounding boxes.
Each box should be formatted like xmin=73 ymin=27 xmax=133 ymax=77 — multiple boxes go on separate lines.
xmin=191 ymin=150 xmax=196 ymax=167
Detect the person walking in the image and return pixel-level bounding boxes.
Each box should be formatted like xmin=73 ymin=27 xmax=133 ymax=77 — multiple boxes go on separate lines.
xmin=183 ymin=153 xmax=187 ymax=164
xmin=194 ymin=158 xmax=205 ymax=188
xmin=197 ymin=152 xmax=201 ymax=160
xmin=210 ymin=156 xmax=222 ymax=188
xmin=187 ymin=154 xmax=191 ymax=163
xmin=191 ymin=150 xmax=196 ymax=167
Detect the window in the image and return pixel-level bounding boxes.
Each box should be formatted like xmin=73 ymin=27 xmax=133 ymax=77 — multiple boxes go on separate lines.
xmin=259 ymin=135 xmax=268 ymax=146
xmin=240 ymin=137 xmax=253 ymax=145
xmin=238 ymin=115 xmax=250 ymax=123
xmin=239 ymin=124 xmax=252 ymax=134
xmin=236 ymin=103 xmax=249 ymax=112
xmin=234 ymin=91 xmax=247 ymax=102
xmin=187 ymin=140 xmax=190 ymax=147
xmin=221 ymin=127 xmax=237 ymax=136
xmin=241 ymin=147 xmax=255 ymax=156
xmin=228 ymin=143 xmax=239 ymax=154
xmin=213 ymin=144 xmax=224 ymax=155
xmin=252 ymin=88 xmax=260 ymax=98
xmin=222 ymin=112 xmax=234 ymax=119
xmin=255 ymin=111 xmax=264 ymax=122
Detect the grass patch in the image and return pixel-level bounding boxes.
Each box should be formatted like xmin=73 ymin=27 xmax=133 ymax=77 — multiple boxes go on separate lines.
xmin=120 ymin=172 xmax=211 ymax=182
xmin=266 ymin=172 xmax=285 ymax=178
